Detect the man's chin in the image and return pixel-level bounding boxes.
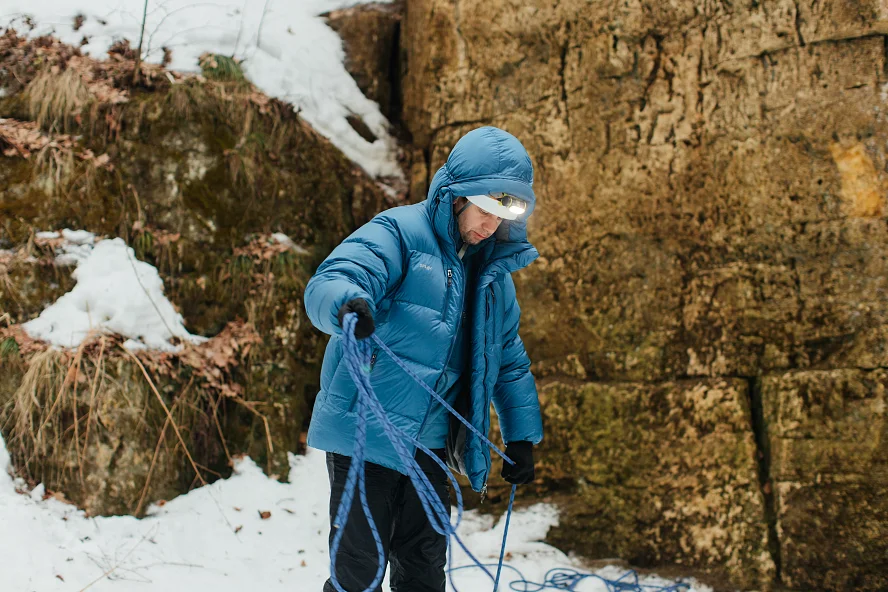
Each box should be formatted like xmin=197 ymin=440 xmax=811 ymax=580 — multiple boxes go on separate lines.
xmin=470 ymin=231 xmax=489 ymax=243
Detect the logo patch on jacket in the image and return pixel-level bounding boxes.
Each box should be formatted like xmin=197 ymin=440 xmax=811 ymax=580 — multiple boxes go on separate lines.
xmin=416 ymin=263 xmax=434 ymax=272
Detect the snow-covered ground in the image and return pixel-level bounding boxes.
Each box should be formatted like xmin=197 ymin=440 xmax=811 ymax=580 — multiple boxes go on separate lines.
xmin=0 ymin=0 xmax=401 ymax=178
xmin=4 ymin=230 xmax=712 ymax=591
xmin=0 ymin=432 xmax=711 ymax=592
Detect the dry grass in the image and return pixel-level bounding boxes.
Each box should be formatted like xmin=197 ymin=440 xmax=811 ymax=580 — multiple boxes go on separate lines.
xmin=32 ymin=140 xmax=79 ymax=192
xmin=0 ymin=322 xmax=274 ymax=515
xmin=0 ymin=338 xmax=180 ymax=504
xmin=0 ymin=254 xmax=19 ymax=308
xmin=4 ymin=347 xmax=70 ymax=467
xmin=26 ymin=68 xmax=92 ymax=132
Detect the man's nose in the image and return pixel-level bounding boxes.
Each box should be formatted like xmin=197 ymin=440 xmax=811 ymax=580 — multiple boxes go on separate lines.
xmin=483 ymin=218 xmax=500 ymax=233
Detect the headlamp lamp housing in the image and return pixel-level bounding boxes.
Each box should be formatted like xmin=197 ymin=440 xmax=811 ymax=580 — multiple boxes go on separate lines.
xmin=464 ymin=193 xmax=528 ymax=220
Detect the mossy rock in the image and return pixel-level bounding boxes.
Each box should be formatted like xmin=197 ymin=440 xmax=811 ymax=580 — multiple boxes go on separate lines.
xmin=0 ymin=56 xmax=398 ymax=512
xmin=763 ymin=369 xmax=888 ymax=591
xmin=537 ymin=379 xmax=774 ymax=590
xmin=0 ymin=346 xmax=223 ymax=516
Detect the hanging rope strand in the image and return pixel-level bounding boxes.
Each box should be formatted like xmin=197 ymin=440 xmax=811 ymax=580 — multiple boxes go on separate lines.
xmin=330 ymin=314 xmax=692 ymax=592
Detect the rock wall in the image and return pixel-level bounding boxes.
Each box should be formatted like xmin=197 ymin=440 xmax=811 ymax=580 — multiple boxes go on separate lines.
xmin=396 ymin=1 xmax=888 ymax=589
xmin=0 ymin=33 xmax=395 ymax=514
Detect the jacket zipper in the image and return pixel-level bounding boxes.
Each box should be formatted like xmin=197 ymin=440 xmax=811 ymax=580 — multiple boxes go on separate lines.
xmin=419 ymin=267 xmax=462 ymax=437
xmin=479 ymin=286 xmax=494 ymax=497
xmin=442 ymin=269 xmax=453 ymax=324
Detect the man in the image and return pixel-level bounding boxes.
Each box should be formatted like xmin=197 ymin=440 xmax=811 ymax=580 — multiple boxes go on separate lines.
xmin=304 ymin=126 xmax=543 ymax=592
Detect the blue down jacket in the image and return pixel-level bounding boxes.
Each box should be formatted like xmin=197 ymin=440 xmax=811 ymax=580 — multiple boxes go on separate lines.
xmin=304 ymin=126 xmax=543 ymax=492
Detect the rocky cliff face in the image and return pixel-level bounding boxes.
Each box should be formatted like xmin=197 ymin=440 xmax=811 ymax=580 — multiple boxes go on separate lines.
xmin=393 ymin=1 xmax=887 ymax=589
xmin=3 ymin=2 xmax=886 ymax=588
xmin=0 ymin=32 xmax=395 ymax=515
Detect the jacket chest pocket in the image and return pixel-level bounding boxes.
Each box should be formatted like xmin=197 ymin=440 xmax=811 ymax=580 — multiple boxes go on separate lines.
xmin=345 ymin=347 xmax=379 ymax=413
xmin=394 ymin=251 xmax=446 ymax=312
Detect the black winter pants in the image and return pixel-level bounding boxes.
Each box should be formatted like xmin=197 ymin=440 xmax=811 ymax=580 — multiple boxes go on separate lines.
xmin=322 ymin=450 xmax=450 ymax=592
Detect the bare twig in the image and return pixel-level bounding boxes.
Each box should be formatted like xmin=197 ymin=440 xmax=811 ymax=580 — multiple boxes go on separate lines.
xmin=124 ymin=245 xmax=177 ymax=342
xmin=122 ymin=345 xmax=206 ymax=487
xmin=124 ymin=352 xmax=239 ymax=536
xmin=210 ymin=394 xmax=233 ymax=467
xmin=134 ymin=376 xmax=193 ymax=516
xmin=256 ymin=0 xmax=271 ymax=49
xmin=232 ymin=0 xmax=249 ymax=57
xmin=77 ymin=525 xmax=157 ymax=591
xmin=72 ymin=354 xmax=84 ymax=488
xmin=232 ymin=395 xmax=273 ymax=460
xmin=145 ymin=3 xmax=229 ymax=55
xmin=133 ymin=0 xmax=149 ymax=86
xmin=81 ymin=337 xmax=106 ymax=465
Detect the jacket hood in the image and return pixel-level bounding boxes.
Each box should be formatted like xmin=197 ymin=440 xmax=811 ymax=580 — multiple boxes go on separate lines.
xmin=424 ymin=126 xmax=539 ymax=275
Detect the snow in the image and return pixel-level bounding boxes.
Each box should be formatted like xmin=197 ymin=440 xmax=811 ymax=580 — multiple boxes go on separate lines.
xmin=37 ymin=229 xmax=98 ymax=266
xmin=0 ymin=432 xmax=712 ymax=592
xmin=24 ymin=231 xmax=204 ymax=351
xmin=270 ymin=232 xmax=309 ymax=255
xmin=1 ymin=0 xmax=402 ymax=178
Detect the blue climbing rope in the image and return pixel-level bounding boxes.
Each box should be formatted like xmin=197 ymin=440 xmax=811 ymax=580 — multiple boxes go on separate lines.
xmin=330 ymin=314 xmax=692 ymax=592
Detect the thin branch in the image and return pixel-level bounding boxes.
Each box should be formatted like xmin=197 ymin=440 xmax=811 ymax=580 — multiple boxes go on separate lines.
xmin=210 ymin=394 xmax=233 ymax=467
xmin=77 ymin=525 xmax=157 ymax=591
xmin=134 ymin=0 xmax=150 ymax=86
xmin=134 ymin=376 xmax=193 ymax=516
xmin=145 ymin=3 xmax=231 ymax=55
xmin=256 ymin=0 xmax=271 ymax=49
xmin=72 ymin=354 xmax=84 ymax=489
xmin=81 ymin=336 xmax=105 ymax=462
xmin=124 ymin=245 xmax=178 ymax=343
xmin=232 ymin=0 xmax=249 ymax=57
xmin=122 ymin=346 xmax=206 ymax=487
xmin=232 ymin=395 xmax=274 ymax=457
xmin=123 ymin=353 xmax=240 ymax=535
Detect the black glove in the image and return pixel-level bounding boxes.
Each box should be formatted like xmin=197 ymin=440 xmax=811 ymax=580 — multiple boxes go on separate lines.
xmin=337 ymin=298 xmax=375 ymax=339
xmin=501 ymin=441 xmax=535 ymax=485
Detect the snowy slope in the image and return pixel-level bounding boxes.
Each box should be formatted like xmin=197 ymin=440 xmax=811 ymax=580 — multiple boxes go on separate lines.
xmin=0 ymin=0 xmax=401 ymax=178
xmin=0 ymin=432 xmax=712 ymax=592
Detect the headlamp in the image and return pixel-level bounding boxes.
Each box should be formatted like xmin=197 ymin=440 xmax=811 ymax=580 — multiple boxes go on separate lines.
xmin=463 ymin=192 xmax=529 ymax=221
xmin=491 ymin=193 xmax=527 ymax=216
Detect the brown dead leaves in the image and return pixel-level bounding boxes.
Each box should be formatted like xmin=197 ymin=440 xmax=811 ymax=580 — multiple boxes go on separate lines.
xmin=131 ymin=221 xmax=181 ymax=247
xmin=0 ymin=325 xmax=54 ymax=358
xmin=233 ymin=234 xmax=301 ymax=261
xmin=0 ymin=117 xmax=113 ymax=169
xmin=0 ymin=30 xmax=129 ymax=103
xmin=0 ymin=118 xmax=52 ymax=157
xmin=162 ymin=321 xmax=262 ymax=398
xmin=63 ymin=55 xmax=128 ymax=105
xmin=1 ymin=320 xmax=261 ymax=398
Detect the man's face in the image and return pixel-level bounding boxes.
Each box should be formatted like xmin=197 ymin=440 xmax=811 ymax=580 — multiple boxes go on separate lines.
xmin=456 ymin=200 xmax=503 ymax=245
